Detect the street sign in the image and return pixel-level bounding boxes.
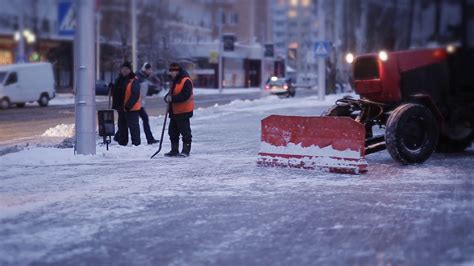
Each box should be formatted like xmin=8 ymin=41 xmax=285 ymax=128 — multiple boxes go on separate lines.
xmin=58 ymin=0 xmax=75 ymax=36
xmin=314 ymin=41 xmax=330 ymax=58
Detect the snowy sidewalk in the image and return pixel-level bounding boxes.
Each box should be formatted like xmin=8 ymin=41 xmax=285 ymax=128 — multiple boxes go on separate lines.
xmin=1 ymin=94 xmax=473 ymax=265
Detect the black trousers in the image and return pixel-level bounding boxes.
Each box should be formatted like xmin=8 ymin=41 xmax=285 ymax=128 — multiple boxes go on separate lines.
xmin=168 ymin=117 xmax=192 ymax=144
xmin=117 ymin=110 xmax=141 ymax=146
xmin=139 ymin=107 xmax=155 ymax=142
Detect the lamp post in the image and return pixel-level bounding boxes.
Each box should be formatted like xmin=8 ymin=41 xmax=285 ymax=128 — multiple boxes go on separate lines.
xmin=317 ymin=0 xmax=326 ymax=101
xmin=16 ymin=11 xmax=26 ymax=63
xmin=131 ymin=0 xmax=137 ymax=72
xmin=218 ymin=8 xmax=223 ymax=93
xmin=14 ymin=29 xmax=36 ymax=62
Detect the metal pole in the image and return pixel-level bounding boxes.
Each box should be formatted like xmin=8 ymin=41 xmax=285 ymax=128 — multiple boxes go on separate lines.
xmin=317 ymin=0 xmax=326 ymax=101
xmin=96 ymin=11 xmax=101 ymax=80
xmin=131 ymin=0 xmax=137 ymax=71
xmin=260 ymin=24 xmax=265 ymax=91
xmin=218 ymin=8 xmax=223 ymax=93
xmin=75 ymin=0 xmax=96 ymax=155
xmin=18 ymin=7 xmax=25 ymax=63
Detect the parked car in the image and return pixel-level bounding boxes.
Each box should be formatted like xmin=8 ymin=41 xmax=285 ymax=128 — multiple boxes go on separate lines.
xmin=0 ymin=63 xmax=55 ymax=109
xmin=95 ymin=80 xmax=110 ymax=96
xmin=264 ymin=76 xmax=296 ymax=97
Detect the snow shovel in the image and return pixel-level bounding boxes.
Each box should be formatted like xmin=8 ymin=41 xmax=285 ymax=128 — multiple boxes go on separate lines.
xmin=150 ymin=103 xmax=170 ymax=159
xmin=257 ymin=115 xmax=368 ymax=174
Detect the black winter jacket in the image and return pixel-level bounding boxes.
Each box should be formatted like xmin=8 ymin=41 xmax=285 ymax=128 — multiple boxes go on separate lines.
xmin=112 ymin=72 xmax=140 ymax=111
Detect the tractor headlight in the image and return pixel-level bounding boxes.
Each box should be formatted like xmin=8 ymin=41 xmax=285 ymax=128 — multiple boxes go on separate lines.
xmin=345 ymin=53 xmax=354 ymax=64
xmin=446 ymin=44 xmax=456 ymax=54
xmin=378 ymin=51 xmax=388 ymax=61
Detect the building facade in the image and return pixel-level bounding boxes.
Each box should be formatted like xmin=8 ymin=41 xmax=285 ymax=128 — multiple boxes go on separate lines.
xmin=0 ymin=0 xmax=274 ymax=90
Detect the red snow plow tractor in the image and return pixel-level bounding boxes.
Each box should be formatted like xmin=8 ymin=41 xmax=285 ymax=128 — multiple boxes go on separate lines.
xmin=258 ymin=46 xmax=474 ymax=174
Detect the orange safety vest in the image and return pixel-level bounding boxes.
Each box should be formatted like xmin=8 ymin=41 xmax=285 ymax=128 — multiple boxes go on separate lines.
xmin=172 ymin=77 xmax=194 ymax=114
xmin=124 ymin=78 xmax=141 ymax=111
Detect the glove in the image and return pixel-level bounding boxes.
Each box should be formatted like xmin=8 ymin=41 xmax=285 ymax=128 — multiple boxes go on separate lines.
xmin=164 ymin=94 xmax=172 ymax=103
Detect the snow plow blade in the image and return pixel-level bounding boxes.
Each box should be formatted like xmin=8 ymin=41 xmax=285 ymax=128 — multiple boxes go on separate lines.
xmin=257 ymin=115 xmax=368 ymax=174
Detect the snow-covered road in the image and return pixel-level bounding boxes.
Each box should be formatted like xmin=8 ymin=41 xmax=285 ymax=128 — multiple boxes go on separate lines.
xmin=1 ymin=94 xmax=473 ymax=265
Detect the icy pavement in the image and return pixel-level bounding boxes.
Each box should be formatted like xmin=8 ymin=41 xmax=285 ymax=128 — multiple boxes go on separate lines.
xmin=1 ymin=94 xmax=473 ymax=265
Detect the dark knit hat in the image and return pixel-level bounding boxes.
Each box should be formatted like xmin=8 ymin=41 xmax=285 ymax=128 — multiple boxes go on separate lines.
xmin=169 ymin=62 xmax=181 ymax=72
xmin=120 ymin=61 xmax=132 ymax=70
xmin=142 ymin=62 xmax=152 ymax=71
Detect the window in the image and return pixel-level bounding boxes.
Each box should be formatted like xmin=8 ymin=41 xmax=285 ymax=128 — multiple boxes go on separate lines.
xmin=290 ymin=0 xmax=298 ymax=6
xmin=275 ymin=21 xmax=285 ymax=27
xmin=230 ymin=13 xmax=238 ymax=25
xmin=0 ymin=50 xmax=13 ymax=65
xmin=0 ymin=72 xmax=7 ymax=84
xmin=220 ymin=12 xmax=226 ymax=24
xmin=5 ymin=72 xmax=17 ymax=86
xmin=288 ymin=10 xmax=297 ymax=18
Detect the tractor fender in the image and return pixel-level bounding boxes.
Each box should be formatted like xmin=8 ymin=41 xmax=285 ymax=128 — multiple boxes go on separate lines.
xmin=407 ymin=94 xmax=443 ymax=127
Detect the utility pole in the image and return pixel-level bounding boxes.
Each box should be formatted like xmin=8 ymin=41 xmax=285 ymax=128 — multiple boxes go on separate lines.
xmin=218 ymin=8 xmax=223 ymax=93
xmin=131 ymin=0 xmax=137 ymax=71
xmin=260 ymin=24 xmax=265 ymax=92
xmin=17 ymin=5 xmax=25 ymax=63
xmin=317 ymin=0 xmax=326 ymax=100
xmin=96 ymin=11 xmax=101 ymax=80
xmin=74 ymin=0 xmax=96 ymax=155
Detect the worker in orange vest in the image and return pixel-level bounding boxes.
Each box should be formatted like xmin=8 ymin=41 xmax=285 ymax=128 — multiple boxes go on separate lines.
xmin=112 ymin=61 xmax=141 ymax=146
xmin=163 ymin=62 xmax=194 ymax=157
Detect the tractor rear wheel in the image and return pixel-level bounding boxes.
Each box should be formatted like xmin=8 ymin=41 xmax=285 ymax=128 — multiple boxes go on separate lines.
xmin=385 ymin=103 xmax=439 ymax=164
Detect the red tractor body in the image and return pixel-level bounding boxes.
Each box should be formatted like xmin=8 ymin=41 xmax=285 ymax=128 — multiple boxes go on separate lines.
xmin=258 ymin=46 xmax=474 ymax=173
xmin=353 ymin=48 xmax=449 ymax=103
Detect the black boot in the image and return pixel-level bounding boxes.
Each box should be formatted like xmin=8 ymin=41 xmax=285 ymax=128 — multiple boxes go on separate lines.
xmin=164 ymin=142 xmax=179 ymax=157
xmin=180 ymin=142 xmax=191 ymax=157
xmin=147 ymin=138 xmax=159 ymax=145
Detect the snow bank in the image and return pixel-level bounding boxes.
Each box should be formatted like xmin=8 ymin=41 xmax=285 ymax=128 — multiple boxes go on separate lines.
xmin=41 ymin=124 xmax=75 ymax=137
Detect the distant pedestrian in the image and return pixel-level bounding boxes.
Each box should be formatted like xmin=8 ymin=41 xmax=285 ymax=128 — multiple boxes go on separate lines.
xmin=164 ymin=62 xmax=194 ymax=157
xmin=136 ymin=62 xmax=159 ymax=145
xmin=112 ymin=61 xmax=141 ymax=146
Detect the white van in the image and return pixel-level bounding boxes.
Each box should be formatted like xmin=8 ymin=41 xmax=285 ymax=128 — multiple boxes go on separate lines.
xmin=0 ymin=63 xmax=56 ymax=109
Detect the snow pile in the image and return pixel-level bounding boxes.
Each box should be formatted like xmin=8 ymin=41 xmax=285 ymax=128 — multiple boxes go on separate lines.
xmin=41 ymin=124 xmax=75 ymax=137
xmin=48 ymin=93 xmax=76 ymax=106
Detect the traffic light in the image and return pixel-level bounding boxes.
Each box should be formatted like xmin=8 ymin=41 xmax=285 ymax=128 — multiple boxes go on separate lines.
xmin=223 ymin=34 xmax=236 ymax=51
xmin=264 ymin=44 xmax=274 ymax=57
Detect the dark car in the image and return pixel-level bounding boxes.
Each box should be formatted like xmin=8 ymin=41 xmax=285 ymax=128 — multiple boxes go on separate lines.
xmin=265 ymin=77 xmax=296 ymax=97
xmin=95 ymin=80 xmax=110 ymax=96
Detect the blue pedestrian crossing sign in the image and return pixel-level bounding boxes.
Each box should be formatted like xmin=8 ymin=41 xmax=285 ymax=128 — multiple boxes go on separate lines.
xmin=314 ymin=41 xmax=330 ymax=58
xmin=58 ymin=1 xmax=75 ymax=36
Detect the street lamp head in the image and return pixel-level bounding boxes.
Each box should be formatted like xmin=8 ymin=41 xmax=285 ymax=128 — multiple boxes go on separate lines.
xmin=14 ymin=29 xmax=36 ymax=44
xmin=26 ymin=34 xmax=36 ymax=44
xmin=14 ymin=31 xmax=20 ymax=41
xmin=446 ymin=44 xmax=456 ymax=54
